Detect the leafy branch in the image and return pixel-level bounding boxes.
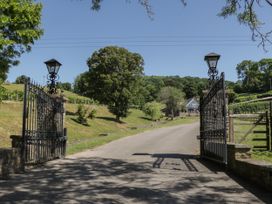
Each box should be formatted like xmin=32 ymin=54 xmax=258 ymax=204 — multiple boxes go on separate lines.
xmin=219 ymin=0 xmax=272 ymax=51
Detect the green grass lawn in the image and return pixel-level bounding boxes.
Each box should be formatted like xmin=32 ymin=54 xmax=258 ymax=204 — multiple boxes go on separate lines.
xmin=233 ymin=117 xmax=272 ymax=163
xmin=0 ymin=102 xmax=22 ymax=147
xmin=0 ymin=101 xmax=198 ymax=155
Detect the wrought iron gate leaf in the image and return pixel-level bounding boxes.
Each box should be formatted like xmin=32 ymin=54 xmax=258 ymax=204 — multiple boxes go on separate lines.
xmin=200 ymin=73 xmax=227 ymax=164
xmin=22 ymin=78 xmax=66 ymax=165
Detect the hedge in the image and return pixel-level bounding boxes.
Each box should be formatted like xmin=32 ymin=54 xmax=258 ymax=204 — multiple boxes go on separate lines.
xmin=0 ymin=86 xmax=97 ymax=105
xmin=229 ymin=101 xmax=270 ymax=114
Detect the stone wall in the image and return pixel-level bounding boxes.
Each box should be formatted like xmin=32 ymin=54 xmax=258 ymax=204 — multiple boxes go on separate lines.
xmin=227 ymin=143 xmax=272 ymax=192
xmin=0 ymin=148 xmax=23 ymax=179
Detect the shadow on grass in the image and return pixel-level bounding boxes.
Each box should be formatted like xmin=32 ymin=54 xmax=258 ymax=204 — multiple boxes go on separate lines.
xmin=96 ymin=116 xmax=125 ymax=124
xmin=0 ymin=155 xmax=271 ymax=203
xmin=71 ymin=118 xmax=90 ymax=127
xmin=65 ymin=111 xmax=76 ymax=116
xmin=139 ymin=116 xmax=153 ymax=121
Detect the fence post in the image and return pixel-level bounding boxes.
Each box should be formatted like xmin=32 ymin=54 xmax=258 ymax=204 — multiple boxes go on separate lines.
xmin=270 ymin=102 xmax=272 ymax=151
xmin=228 ymin=111 xmax=234 ymax=143
xmin=265 ymin=111 xmax=270 ymax=151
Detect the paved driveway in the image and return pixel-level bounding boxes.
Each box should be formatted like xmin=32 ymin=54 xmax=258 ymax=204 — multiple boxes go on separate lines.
xmin=0 ymin=122 xmax=271 ymax=203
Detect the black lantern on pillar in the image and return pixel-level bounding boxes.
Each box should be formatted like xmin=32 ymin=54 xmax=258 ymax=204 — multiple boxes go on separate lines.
xmin=204 ymin=52 xmax=220 ymax=82
xmin=44 ymin=59 xmax=62 ymax=94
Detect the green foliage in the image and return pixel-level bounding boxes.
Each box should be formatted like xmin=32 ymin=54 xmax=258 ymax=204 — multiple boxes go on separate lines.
xmin=158 ymin=86 xmax=185 ymax=119
xmin=86 ymin=46 xmax=144 ymax=121
xmin=0 ymin=0 xmax=43 ymax=81
xmin=88 ymin=108 xmax=97 ymax=119
xmin=229 ymin=101 xmax=270 ymax=114
xmin=74 ymin=72 xmax=212 ymax=108
xmin=252 ymin=151 xmax=272 ymax=163
xmin=0 ymin=86 xmax=7 ymax=102
xmin=236 ymin=58 xmax=272 ymax=93
xmin=73 ymin=72 xmax=90 ymax=96
xmin=143 ymin=102 xmax=163 ymax=121
xmin=0 ymin=86 xmax=23 ymax=101
xmin=14 ymin=75 xmax=28 ymax=84
xmin=58 ymin=82 xmax=72 ymax=92
xmin=76 ymin=104 xmax=89 ymax=126
xmin=227 ymin=89 xmax=237 ymax=104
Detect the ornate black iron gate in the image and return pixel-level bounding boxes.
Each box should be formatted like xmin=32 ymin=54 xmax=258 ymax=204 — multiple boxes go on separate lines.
xmin=22 ymin=78 xmax=67 ymax=164
xmin=200 ymin=73 xmax=227 ymax=164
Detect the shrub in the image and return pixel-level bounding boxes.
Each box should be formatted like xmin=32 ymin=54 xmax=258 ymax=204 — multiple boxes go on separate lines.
xmin=0 ymin=86 xmax=7 ymax=102
xmin=88 ymin=107 xmax=97 ymax=119
xmin=143 ymin=102 xmax=163 ymax=121
xmin=67 ymin=96 xmax=97 ymax=105
xmin=76 ymin=104 xmax=89 ymax=126
xmin=227 ymin=89 xmax=237 ymax=104
xmin=229 ymin=101 xmax=270 ymax=114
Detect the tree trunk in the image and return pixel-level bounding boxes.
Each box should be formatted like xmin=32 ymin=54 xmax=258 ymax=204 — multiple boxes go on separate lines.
xmin=116 ymin=115 xmax=121 ymax=123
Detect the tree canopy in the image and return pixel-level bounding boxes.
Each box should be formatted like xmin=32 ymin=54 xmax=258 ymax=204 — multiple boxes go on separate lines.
xmin=90 ymin=0 xmax=272 ymax=49
xmin=86 ymin=46 xmax=144 ymax=121
xmin=0 ymin=0 xmax=43 ymax=81
xmin=235 ymin=58 xmax=272 ymax=93
xmin=157 ymin=86 xmax=185 ymax=119
xmin=14 ymin=75 xmax=28 ymax=84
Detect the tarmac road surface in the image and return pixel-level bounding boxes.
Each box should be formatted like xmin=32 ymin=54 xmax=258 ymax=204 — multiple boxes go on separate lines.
xmin=0 ymin=122 xmax=271 ymax=203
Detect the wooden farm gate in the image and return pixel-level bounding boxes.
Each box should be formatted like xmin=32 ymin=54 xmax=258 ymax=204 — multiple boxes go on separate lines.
xmin=200 ymin=73 xmax=228 ymax=164
xmin=22 ymin=78 xmax=67 ymax=165
xmin=228 ymin=111 xmax=271 ymax=151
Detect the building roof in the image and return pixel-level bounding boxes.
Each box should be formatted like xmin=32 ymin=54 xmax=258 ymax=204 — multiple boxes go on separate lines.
xmin=186 ymin=98 xmax=199 ymax=109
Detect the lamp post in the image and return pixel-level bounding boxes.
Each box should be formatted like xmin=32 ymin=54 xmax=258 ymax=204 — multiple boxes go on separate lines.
xmin=204 ymin=52 xmax=220 ymax=84
xmin=44 ymin=59 xmax=62 ymax=94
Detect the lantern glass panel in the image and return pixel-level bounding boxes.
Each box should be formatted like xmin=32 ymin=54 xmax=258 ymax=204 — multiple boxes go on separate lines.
xmin=207 ymin=57 xmax=218 ymax=69
xmin=47 ymin=65 xmax=54 ymax=74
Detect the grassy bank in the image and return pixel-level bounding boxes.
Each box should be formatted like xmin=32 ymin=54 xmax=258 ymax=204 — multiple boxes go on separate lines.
xmin=0 ymin=101 xmax=198 ymax=154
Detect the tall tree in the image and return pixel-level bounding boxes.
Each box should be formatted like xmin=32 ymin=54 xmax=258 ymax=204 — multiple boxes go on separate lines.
xmin=73 ymin=72 xmax=90 ymax=96
xmin=0 ymin=0 xmax=43 ymax=81
xmin=258 ymin=58 xmax=272 ymax=91
xmin=235 ymin=59 xmax=272 ymax=92
xmin=86 ymin=46 xmax=144 ymax=121
xmin=236 ymin=60 xmax=262 ymax=92
xmin=157 ymin=86 xmax=185 ymax=120
xmin=58 ymin=82 xmax=72 ymax=91
xmin=90 ymin=0 xmax=272 ymax=49
xmin=14 ymin=75 xmax=28 ymax=84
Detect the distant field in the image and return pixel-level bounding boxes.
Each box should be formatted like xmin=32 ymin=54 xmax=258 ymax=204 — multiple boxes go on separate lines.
xmin=0 ymin=101 xmax=199 ymax=154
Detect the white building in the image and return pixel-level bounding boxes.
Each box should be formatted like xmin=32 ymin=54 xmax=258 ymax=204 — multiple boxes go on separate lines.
xmin=186 ymin=98 xmax=199 ymax=113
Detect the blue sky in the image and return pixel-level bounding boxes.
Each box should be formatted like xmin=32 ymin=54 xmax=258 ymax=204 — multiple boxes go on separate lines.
xmin=7 ymin=0 xmax=272 ymax=84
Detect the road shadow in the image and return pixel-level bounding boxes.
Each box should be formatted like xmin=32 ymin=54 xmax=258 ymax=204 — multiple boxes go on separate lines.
xmin=133 ymin=153 xmax=272 ymax=203
xmin=133 ymin=153 xmax=222 ymax=173
xmin=0 ymin=156 xmax=270 ymax=203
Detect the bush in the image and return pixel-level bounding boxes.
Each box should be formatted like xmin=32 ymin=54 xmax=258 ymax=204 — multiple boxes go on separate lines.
xmin=88 ymin=107 xmax=97 ymax=119
xmin=67 ymin=96 xmax=97 ymax=105
xmin=0 ymin=86 xmax=7 ymax=102
xmin=76 ymin=104 xmax=89 ymax=126
xmin=143 ymin=102 xmax=163 ymax=121
xmin=229 ymin=101 xmax=270 ymax=114
xmin=227 ymin=89 xmax=237 ymax=104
